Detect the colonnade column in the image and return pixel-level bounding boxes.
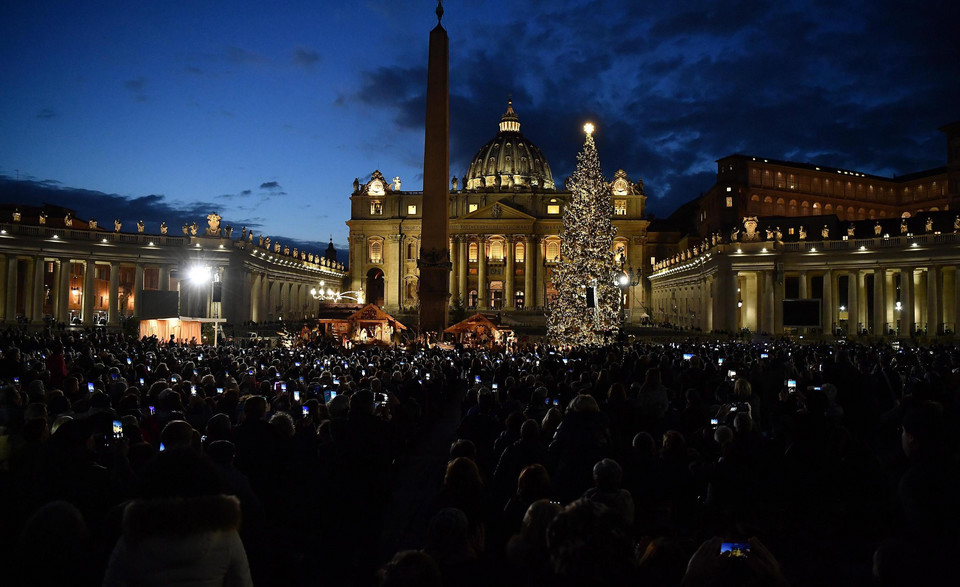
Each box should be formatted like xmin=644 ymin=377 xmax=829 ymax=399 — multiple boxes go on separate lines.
xmin=250 ymin=273 xmax=261 ymax=323
xmin=5 ymin=256 xmax=18 ymax=322
xmin=926 ymin=266 xmax=941 ymax=335
xmin=873 ymin=269 xmax=886 ymax=335
xmin=798 ymin=271 xmax=808 ymax=299
xmin=505 ymin=236 xmax=515 ymax=309
xmin=900 ymin=267 xmax=914 ymax=335
xmin=133 ymin=264 xmax=144 ymax=318
xmin=847 ymin=271 xmax=859 ymax=336
xmin=29 ymin=257 xmax=45 ymax=323
xmin=57 ymin=260 xmax=70 ymax=323
xmin=477 ymin=234 xmax=487 ymax=310
xmin=822 ymin=270 xmax=833 ymax=334
xmin=523 ymin=235 xmax=534 ymax=310
xmin=82 ymin=260 xmax=96 ymax=325
xmin=761 ymin=270 xmax=774 ymax=334
xmin=458 ymin=235 xmax=468 ymax=304
xmin=773 ymin=268 xmax=784 ymax=335
xmin=159 ymin=265 xmax=170 ymax=291
xmin=729 ymin=271 xmax=741 ymax=332
xmin=108 ymin=263 xmax=120 ymax=325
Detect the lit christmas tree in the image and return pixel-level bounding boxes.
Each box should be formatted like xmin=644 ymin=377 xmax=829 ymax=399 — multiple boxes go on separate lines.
xmin=547 ymin=123 xmax=621 ymax=345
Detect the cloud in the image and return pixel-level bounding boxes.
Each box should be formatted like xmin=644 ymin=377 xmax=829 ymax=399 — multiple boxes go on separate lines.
xmin=337 ymin=0 xmax=958 ymax=218
xmin=36 ymin=108 xmax=57 ymax=120
xmin=124 ymin=77 xmax=148 ymax=102
xmin=240 ymin=189 xmax=252 ymax=196
xmin=259 ymin=181 xmax=282 ymax=190
xmin=292 ymin=47 xmax=321 ymax=67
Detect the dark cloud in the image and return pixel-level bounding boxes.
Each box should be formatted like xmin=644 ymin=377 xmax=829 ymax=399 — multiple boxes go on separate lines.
xmin=292 ymin=47 xmax=320 ymax=67
xmin=36 ymin=108 xmax=57 ymax=120
xmin=259 ymin=181 xmax=281 ymax=190
xmin=240 ymin=189 xmax=252 ymax=196
xmin=340 ymin=0 xmax=958 ymax=217
xmin=124 ymin=77 xmax=147 ymax=102
xmin=226 ymin=46 xmax=266 ymax=65
xmin=0 ymin=175 xmax=228 ymax=233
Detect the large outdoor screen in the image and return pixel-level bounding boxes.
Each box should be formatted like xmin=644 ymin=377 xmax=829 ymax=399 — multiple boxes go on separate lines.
xmin=782 ymin=299 xmax=821 ymax=328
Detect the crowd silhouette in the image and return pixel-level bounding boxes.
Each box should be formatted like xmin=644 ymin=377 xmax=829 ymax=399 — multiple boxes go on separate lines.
xmin=1 ymin=327 xmax=958 ymax=585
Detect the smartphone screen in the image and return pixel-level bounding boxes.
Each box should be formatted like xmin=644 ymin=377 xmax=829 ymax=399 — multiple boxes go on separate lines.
xmin=727 ymin=370 xmax=736 ymax=379
xmin=683 ymin=353 xmax=693 ymax=361
xmin=718 ymin=358 xmax=724 ymax=365
xmin=787 ymin=379 xmax=797 ymax=389
xmin=191 ymin=385 xmax=197 ymax=396
xmin=217 ymin=387 xmax=223 ymax=394
xmin=293 ymin=391 xmax=300 ymax=402
xmin=126 ymin=358 xmax=132 ymax=365
xmin=474 ymin=375 xmax=481 ymax=384
xmin=281 ymin=383 xmax=287 ymax=392
xmin=87 ymin=382 xmax=95 ymax=392
xmin=492 ymin=382 xmax=498 ymax=390
xmin=302 ymin=406 xmax=309 ymax=417
xmin=148 ymin=406 xmax=156 ymax=415
xmin=720 ymin=542 xmax=751 ymax=557
xmin=139 ymin=378 xmax=145 ymax=385
xmin=112 ymin=420 xmax=123 ymax=438
xmin=710 ymin=418 xmax=719 ymax=426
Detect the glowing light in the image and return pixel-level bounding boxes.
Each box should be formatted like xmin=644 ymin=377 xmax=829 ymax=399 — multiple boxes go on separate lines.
xmin=583 ymin=122 xmax=594 ymax=135
xmin=188 ymin=265 xmax=212 ymax=284
xmin=618 ymin=274 xmax=629 ymax=286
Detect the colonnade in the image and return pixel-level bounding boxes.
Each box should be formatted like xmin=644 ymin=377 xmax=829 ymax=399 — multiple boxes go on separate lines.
xmin=448 ymin=233 xmax=543 ymax=311
xmin=0 ymin=254 xmax=157 ymax=326
xmin=247 ymin=272 xmax=318 ymax=323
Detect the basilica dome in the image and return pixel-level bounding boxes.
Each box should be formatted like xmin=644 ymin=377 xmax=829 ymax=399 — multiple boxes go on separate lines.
xmin=462 ymin=101 xmax=556 ymax=192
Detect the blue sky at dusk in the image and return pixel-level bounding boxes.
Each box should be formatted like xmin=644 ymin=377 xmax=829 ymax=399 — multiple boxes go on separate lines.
xmin=2 ymin=0 xmax=958 ymax=258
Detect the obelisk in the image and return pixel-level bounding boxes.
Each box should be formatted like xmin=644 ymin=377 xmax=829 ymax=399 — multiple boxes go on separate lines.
xmin=417 ymin=1 xmax=451 ymax=336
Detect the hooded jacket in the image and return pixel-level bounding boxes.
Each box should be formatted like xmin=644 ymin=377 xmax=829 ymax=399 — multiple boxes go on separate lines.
xmin=103 ymin=494 xmax=252 ymax=587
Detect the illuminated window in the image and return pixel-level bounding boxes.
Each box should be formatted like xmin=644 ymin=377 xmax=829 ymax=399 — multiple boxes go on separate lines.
xmin=369 ymin=239 xmax=383 ymax=263
xmin=370 ymin=200 xmax=382 ymax=215
xmin=515 ymin=242 xmax=525 ymax=263
xmin=546 ymin=239 xmax=560 ymax=261
xmin=614 ymin=199 xmax=627 ymax=215
xmin=490 ymin=239 xmax=504 ymax=261
xmin=547 ymin=204 xmax=560 ymax=215
xmin=468 ymin=242 xmax=478 ymax=262
xmin=468 ymin=203 xmax=478 ymax=213
xmin=725 ymin=196 xmax=733 ymax=207
xmin=407 ymin=205 xmax=417 ymax=215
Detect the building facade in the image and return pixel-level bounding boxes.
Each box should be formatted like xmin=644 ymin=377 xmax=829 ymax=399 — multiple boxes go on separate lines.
xmin=648 ymin=122 xmax=960 ymax=337
xmin=346 ymin=101 xmax=651 ymax=321
xmin=0 ymin=207 xmax=346 ymax=328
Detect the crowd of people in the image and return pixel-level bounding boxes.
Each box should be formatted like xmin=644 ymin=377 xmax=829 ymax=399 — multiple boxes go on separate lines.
xmin=1 ymin=326 xmax=959 ymax=586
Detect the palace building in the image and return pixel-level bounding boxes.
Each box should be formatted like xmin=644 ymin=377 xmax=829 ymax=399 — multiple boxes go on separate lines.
xmin=346 ymin=101 xmax=651 ymax=322
xmin=647 ymin=122 xmax=960 ymax=337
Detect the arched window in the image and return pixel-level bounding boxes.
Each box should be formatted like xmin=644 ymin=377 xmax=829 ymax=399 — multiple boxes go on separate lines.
xmin=468 ymin=290 xmax=478 ymax=308
xmin=515 ymin=242 xmax=525 ymax=263
xmin=369 ymin=239 xmax=383 ymax=263
xmin=468 ymin=242 xmax=478 ymax=262
xmin=407 ymin=242 xmax=416 ymax=260
xmin=490 ymin=239 xmax=504 ymax=261
xmin=545 ymin=239 xmax=560 ymax=262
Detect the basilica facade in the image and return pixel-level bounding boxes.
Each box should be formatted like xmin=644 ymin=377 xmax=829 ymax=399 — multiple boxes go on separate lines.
xmin=345 ymin=101 xmax=651 ymax=322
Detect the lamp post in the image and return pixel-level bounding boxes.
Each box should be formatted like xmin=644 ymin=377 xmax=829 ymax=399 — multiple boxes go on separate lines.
xmin=617 ymin=252 xmax=641 ymax=324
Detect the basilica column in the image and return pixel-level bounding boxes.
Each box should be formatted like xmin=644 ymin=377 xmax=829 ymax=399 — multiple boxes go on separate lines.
xmin=523 ymin=235 xmax=534 ymax=310
xmin=458 ymin=235 xmax=468 ymax=304
xmin=250 ymin=273 xmax=261 ymax=323
xmin=925 ymin=266 xmax=941 ymax=334
xmin=847 ymin=271 xmax=859 ymax=336
xmin=5 ymin=256 xmax=18 ymax=322
xmin=729 ymin=270 xmax=741 ymax=332
xmin=477 ymin=234 xmax=488 ymax=309
xmin=108 ymin=263 xmax=120 ymax=325
xmin=82 ymin=260 xmax=96 ymax=325
xmin=530 ymin=236 xmax=542 ymax=308
xmin=773 ymin=268 xmax=784 ymax=335
xmin=505 ymin=236 xmax=515 ymax=309
xmin=133 ymin=264 xmax=145 ymax=318
xmin=798 ymin=271 xmax=808 ymax=299
xmin=899 ymin=267 xmax=914 ymax=335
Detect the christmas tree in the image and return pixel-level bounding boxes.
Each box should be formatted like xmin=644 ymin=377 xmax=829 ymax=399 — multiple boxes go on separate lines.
xmin=547 ymin=123 xmax=621 ymax=345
